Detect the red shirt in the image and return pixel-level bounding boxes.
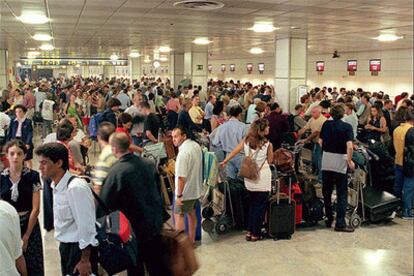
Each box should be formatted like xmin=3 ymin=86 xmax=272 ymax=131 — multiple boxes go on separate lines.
xmin=115 ymin=127 xmax=132 ymax=143
xmin=56 ymin=140 xmax=75 ymax=171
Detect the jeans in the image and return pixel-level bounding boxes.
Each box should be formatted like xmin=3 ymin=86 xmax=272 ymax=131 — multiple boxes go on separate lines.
xmin=322 ymin=170 xmax=348 ymax=228
xmin=247 ymin=191 xmax=268 ymax=237
xmin=225 ymin=153 xmax=243 ymax=180
xmin=42 ymin=119 xmax=53 ymax=139
xmin=312 ymin=143 xmax=322 ymax=183
xmin=394 ymin=165 xmax=414 ymax=217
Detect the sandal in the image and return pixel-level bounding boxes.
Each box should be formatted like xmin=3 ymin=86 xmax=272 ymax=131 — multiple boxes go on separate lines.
xmin=250 ymin=235 xmax=262 ymax=242
xmin=245 ymin=232 xmax=252 ymax=241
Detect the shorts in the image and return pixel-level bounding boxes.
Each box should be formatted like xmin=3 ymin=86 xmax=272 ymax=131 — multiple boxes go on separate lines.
xmin=174 ymin=199 xmax=197 ymax=215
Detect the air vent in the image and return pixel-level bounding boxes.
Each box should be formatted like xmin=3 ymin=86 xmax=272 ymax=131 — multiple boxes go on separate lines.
xmin=173 ymin=0 xmax=225 ymax=10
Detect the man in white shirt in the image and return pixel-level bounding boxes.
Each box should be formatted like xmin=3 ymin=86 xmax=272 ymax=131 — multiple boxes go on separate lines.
xmin=343 ymin=102 xmax=358 ymax=138
xmin=40 ymin=93 xmax=55 ymax=139
xmin=172 ymin=126 xmax=203 ymax=243
xmin=35 ymin=143 xmax=98 ymax=276
xmin=0 ymin=200 xmax=28 ymax=276
xmin=125 ymin=92 xmax=145 ymax=146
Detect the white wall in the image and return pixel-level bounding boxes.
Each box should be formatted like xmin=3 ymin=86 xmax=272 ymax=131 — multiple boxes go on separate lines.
xmin=209 ymin=49 xmax=413 ymax=98
xmin=209 ymin=56 xmax=275 ymax=85
xmin=307 ymin=49 xmax=413 ymax=97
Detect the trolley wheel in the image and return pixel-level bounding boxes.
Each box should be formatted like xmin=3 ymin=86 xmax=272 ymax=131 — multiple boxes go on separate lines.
xmin=202 ymin=206 xmax=214 ymax=219
xmin=201 ymin=219 xmax=215 ymax=233
xmin=350 ymin=215 xmax=362 ymax=229
xmin=215 ymin=221 xmax=229 ymax=235
xmin=287 ymin=235 xmax=292 ymax=240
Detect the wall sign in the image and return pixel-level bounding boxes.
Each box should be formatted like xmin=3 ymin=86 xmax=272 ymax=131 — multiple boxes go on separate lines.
xmin=258 ymin=63 xmax=265 ymax=74
xmin=369 ymin=59 xmax=381 ymax=76
xmin=230 ymin=64 xmax=235 ymax=72
xmin=196 ymin=64 xmax=203 ymax=70
xmin=221 ymin=64 xmax=226 ymax=72
xmin=316 ymin=61 xmax=325 ymax=72
xmin=347 ymin=60 xmax=357 ymax=71
xmin=246 ymin=63 xmax=253 ymax=74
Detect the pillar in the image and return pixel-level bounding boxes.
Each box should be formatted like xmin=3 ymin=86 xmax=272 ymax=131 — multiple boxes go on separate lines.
xmin=274 ymin=38 xmax=307 ymax=112
xmin=129 ymin=57 xmax=141 ymax=80
xmin=0 ymin=50 xmax=8 ymax=90
xmin=170 ymin=53 xmax=184 ymax=89
xmin=103 ymin=65 xmax=115 ymax=79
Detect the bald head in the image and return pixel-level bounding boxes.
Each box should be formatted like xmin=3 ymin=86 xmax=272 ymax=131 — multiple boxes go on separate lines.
xmin=109 ymin=132 xmax=130 ymax=155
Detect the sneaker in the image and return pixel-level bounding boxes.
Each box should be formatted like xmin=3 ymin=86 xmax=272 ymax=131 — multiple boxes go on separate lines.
xmin=334 ymin=226 xmax=355 ymax=233
xmin=402 ymin=215 xmax=414 ymax=220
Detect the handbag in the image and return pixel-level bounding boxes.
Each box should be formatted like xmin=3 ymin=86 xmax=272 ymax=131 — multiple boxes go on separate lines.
xmin=238 ymin=143 xmax=267 ymax=181
xmin=87 ymin=182 xmax=138 ymax=275
xmin=161 ymin=223 xmax=199 ymax=276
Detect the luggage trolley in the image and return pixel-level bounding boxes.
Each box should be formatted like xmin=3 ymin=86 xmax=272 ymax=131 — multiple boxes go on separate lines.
xmin=201 ymin=168 xmax=236 ymax=238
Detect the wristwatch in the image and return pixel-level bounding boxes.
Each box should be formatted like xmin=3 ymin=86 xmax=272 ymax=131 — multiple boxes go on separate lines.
xmin=177 ymin=194 xmax=183 ymax=198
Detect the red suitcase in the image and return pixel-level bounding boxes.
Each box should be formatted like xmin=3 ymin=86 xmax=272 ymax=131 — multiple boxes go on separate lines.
xmin=280 ymin=178 xmax=303 ymax=225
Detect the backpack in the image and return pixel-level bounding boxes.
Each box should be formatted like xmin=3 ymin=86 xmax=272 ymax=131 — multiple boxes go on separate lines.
xmin=88 ymin=112 xmax=105 ymax=140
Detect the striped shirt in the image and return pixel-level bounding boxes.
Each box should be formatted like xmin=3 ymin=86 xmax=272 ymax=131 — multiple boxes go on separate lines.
xmin=92 ymin=145 xmax=118 ymax=186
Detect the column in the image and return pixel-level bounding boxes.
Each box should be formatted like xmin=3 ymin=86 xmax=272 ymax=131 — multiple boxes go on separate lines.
xmin=170 ymin=52 xmax=184 ymax=89
xmin=103 ymin=65 xmax=115 ymax=79
xmin=274 ymin=38 xmax=307 ymax=112
xmin=129 ymin=57 xmax=141 ymax=80
xmin=0 ymin=50 xmax=8 ymax=90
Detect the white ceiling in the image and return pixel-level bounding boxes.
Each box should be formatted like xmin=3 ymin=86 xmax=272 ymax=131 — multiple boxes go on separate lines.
xmin=0 ymin=0 xmax=413 ymax=60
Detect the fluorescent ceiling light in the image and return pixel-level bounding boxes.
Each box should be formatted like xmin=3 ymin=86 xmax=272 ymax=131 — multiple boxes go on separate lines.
xmin=110 ymin=54 xmax=119 ymax=61
xmin=129 ymin=52 xmax=140 ymax=58
xmin=373 ymin=34 xmax=403 ymax=42
xmin=159 ymin=46 xmax=171 ymax=53
xmin=159 ymin=56 xmax=168 ymax=62
xmin=33 ymin=34 xmax=52 ymax=41
xmin=250 ymin=47 xmax=264 ymax=54
xmin=193 ymin=37 xmax=211 ymax=45
xmin=39 ymin=44 xmax=54 ymax=51
xmin=249 ymin=22 xmax=279 ymax=33
xmin=18 ymin=13 xmax=49 ymax=24
xmin=28 ymin=51 xmax=40 ymax=57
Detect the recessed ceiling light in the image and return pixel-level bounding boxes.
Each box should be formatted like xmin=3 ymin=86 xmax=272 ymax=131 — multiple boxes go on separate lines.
xmin=110 ymin=54 xmax=119 ymax=61
xmin=159 ymin=46 xmax=171 ymax=53
xmin=39 ymin=44 xmax=54 ymax=51
xmin=249 ymin=22 xmax=279 ymax=33
xmin=159 ymin=56 xmax=168 ymax=62
xmin=129 ymin=52 xmax=141 ymax=58
xmin=33 ymin=33 xmax=52 ymax=41
xmin=18 ymin=13 xmax=49 ymax=24
xmin=250 ymin=47 xmax=264 ymax=54
xmin=290 ymin=26 xmax=300 ymax=30
xmin=153 ymin=61 xmax=161 ymax=68
xmin=193 ymin=37 xmax=211 ymax=45
xmin=75 ymin=64 xmax=81 ymax=68
xmin=373 ymin=34 xmax=403 ymax=42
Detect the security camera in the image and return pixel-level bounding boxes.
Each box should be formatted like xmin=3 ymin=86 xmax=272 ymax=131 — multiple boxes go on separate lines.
xmin=332 ymin=50 xmax=340 ymax=58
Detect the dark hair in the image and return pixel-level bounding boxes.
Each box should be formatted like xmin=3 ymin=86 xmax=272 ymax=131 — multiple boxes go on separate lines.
xmin=384 ymin=99 xmax=393 ymax=106
xmin=345 ymin=102 xmax=355 ymax=111
xmin=107 ymin=98 xmax=121 ymax=109
xmin=370 ymin=105 xmax=383 ymax=119
xmin=97 ymin=122 xmax=115 ymax=142
xmin=395 ymin=106 xmax=409 ymax=124
xmin=14 ymin=104 xmax=27 ymax=113
xmin=35 ymin=143 xmax=69 ymax=171
xmin=374 ymin=100 xmax=384 ymax=109
xmin=173 ymin=125 xmax=190 ymax=140
xmin=140 ymin=102 xmax=151 ymax=110
xmin=270 ymin=102 xmax=280 ymax=111
xmin=110 ymin=132 xmax=130 ymax=153
xmin=213 ymin=101 xmax=224 ymax=115
xmin=294 ymin=104 xmax=303 ymax=111
xmin=229 ymin=105 xmax=243 ymax=117
xmin=330 ymin=104 xmax=345 ymax=120
xmin=4 ymin=139 xmax=27 ymax=155
xmin=57 ymin=120 xmax=74 ymax=142
xmin=320 ymin=100 xmax=331 ymax=109
xmin=362 ymin=93 xmax=370 ymax=101
xmin=118 ymin=112 xmax=132 ymax=126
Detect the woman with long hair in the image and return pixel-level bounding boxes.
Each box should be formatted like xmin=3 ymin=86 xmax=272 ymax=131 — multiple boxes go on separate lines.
xmin=365 ymin=105 xmax=387 ymax=142
xmin=211 ymin=100 xmax=227 ymax=131
xmin=221 ymin=118 xmax=273 ymax=242
xmin=64 ymin=94 xmax=82 ymax=127
xmin=0 ymin=140 xmax=44 ymax=275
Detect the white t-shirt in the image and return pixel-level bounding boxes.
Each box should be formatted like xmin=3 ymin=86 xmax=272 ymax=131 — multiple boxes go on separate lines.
xmin=74 ymin=129 xmax=86 ymax=143
xmin=41 ymin=99 xmax=55 ymax=121
xmin=0 ymin=201 xmax=22 ymax=276
xmin=175 ymin=139 xmax=203 ymax=201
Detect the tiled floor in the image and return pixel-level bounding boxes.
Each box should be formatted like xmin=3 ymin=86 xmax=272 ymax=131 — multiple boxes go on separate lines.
xmin=31 ymin=133 xmax=413 ymax=276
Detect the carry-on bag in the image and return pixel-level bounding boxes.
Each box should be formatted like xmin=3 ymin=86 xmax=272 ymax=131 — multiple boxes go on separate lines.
xmin=162 ymin=224 xmax=199 ymax=276
xmin=363 ymin=186 xmax=400 ymax=222
xmin=280 ymin=177 xmax=303 ymax=225
xmin=268 ymin=176 xmax=295 ymax=240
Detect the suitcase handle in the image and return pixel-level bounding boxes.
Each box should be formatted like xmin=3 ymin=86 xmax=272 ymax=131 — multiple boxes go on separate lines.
xmin=276 ymin=176 xmax=293 ymax=204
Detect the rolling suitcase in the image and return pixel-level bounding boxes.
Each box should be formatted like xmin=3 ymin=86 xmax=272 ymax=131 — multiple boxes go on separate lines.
xmin=268 ymin=175 xmax=295 ymax=240
xmin=363 ymin=186 xmax=400 ymax=222
xmin=280 ymin=177 xmax=303 ymax=225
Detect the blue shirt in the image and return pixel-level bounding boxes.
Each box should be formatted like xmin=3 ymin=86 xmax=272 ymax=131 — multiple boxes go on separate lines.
xmin=342 ymin=112 xmax=358 ymax=138
xmin=212 ymin=118 xmax=248 ymax=153
xmin=204 ymin=102 xmax=214 ymax=120
xmin=116 ymin=92 xmax=131 ymax=110
xmin=245 ymin=104 xmax=257 ymax=124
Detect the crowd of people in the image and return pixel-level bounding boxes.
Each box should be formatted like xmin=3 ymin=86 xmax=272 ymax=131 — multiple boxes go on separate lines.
xmin=0 ymin=76 xmax=413 ymax=275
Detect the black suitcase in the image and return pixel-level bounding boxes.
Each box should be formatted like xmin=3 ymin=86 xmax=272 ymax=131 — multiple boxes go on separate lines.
xmin=363 ymin=186 xmax=401 ymax=222
xmin=268 ymin=174 xmax=295 ymax=240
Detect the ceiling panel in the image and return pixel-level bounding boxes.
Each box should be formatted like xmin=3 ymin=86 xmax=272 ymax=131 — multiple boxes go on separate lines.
xmin=0 ymin=0 xmax=412 ymax=60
